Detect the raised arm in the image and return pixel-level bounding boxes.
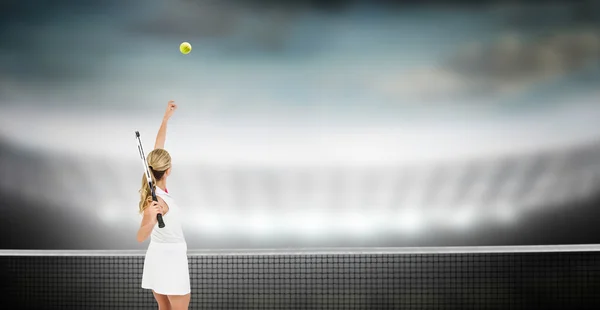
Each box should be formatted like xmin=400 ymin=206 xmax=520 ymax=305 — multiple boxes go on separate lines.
xmin=154 ymin=100 xmax=178 ymax=149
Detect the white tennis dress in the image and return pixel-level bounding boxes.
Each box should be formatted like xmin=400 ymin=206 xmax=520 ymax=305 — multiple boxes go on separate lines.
xmin=141 ymin=186 xmax=190 ymax=295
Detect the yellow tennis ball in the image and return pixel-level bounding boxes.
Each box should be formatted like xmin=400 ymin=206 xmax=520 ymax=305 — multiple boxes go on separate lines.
xmin=180 ymin=42 xmax=192 ymax=54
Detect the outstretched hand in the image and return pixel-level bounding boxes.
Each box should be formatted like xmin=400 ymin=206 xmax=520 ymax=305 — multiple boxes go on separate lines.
xmin=163 ymin=100 xmax=178 ymax=121
xmin=155 ymin=100 xmax=176 ymax=149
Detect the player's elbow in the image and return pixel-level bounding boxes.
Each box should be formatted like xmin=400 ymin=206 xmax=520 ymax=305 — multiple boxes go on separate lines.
xmin=136 ymin=232 xmax=147 ymax=243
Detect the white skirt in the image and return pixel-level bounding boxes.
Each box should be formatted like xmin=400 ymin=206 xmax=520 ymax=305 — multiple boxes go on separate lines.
xmin=141 ymin=242 xmax=190 ymax=295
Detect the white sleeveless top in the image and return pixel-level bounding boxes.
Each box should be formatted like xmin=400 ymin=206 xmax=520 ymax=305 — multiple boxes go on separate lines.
xmin=149 ymin=187 xmax=186 ymax=244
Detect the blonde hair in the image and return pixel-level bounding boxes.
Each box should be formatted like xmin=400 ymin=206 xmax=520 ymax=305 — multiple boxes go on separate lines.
xmin=138 ymin=148 xmax=172 ymax=213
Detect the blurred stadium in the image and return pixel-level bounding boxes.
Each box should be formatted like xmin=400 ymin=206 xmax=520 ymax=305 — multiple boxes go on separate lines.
xmin=1 ymin=0 xmax=600 ymax=250
xmin=0 ymin=0 xmax=600 ymax=250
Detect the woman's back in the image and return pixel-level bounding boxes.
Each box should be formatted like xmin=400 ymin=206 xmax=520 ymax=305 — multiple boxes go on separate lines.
xmin=150 ymin=187 xmax=186 ymax=244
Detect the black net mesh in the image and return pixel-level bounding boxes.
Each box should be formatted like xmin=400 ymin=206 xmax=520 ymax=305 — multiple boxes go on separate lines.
xmin=2 ymin=252 xmax=600 ymax=309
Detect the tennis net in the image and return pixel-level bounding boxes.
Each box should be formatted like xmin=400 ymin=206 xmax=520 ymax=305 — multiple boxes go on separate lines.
xmin=1 ymin=246 xmax=600 ymax=309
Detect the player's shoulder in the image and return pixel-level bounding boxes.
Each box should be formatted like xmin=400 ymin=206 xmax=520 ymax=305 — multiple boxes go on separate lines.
xmin=155 ymin=194 xmax=171 ymax=206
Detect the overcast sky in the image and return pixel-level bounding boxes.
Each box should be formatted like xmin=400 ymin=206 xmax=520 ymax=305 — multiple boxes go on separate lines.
xmin=0 ymin=0 xmax=599 ymax=164
xmin=1 ymin=0 xmax=598 ymax=110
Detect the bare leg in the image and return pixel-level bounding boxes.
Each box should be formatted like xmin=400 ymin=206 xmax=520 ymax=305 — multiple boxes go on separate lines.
xmin=168 ymin=293 xmax=191 ymax=310
xmin=152 ymin=290 xmax=172 ymax=310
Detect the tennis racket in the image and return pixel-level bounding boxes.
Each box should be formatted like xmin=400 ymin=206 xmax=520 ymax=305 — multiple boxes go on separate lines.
xmin=135 ymin=131 xmax=165 ymax=228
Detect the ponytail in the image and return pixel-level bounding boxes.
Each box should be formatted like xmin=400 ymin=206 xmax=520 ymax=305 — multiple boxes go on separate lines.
xmin=138 ymin=172 xmax=157 ymax=214
xmin=137 ymin=148 xmax=172 ymax=213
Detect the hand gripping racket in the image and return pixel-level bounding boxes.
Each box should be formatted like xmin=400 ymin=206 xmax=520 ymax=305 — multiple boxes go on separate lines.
xmin=135 ymin=131 xmax=165 ymax=228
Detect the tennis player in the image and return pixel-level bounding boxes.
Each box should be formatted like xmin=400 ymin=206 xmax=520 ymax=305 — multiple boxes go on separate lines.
xmin=137 ymin=101 xmax=190 ymax=310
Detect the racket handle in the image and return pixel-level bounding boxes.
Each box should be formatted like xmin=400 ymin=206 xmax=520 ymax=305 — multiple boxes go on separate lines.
xmin=151 ymin=192 xmax=166 ymax=228
xmin=157 ymin=214 xmax=165 ymax=228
